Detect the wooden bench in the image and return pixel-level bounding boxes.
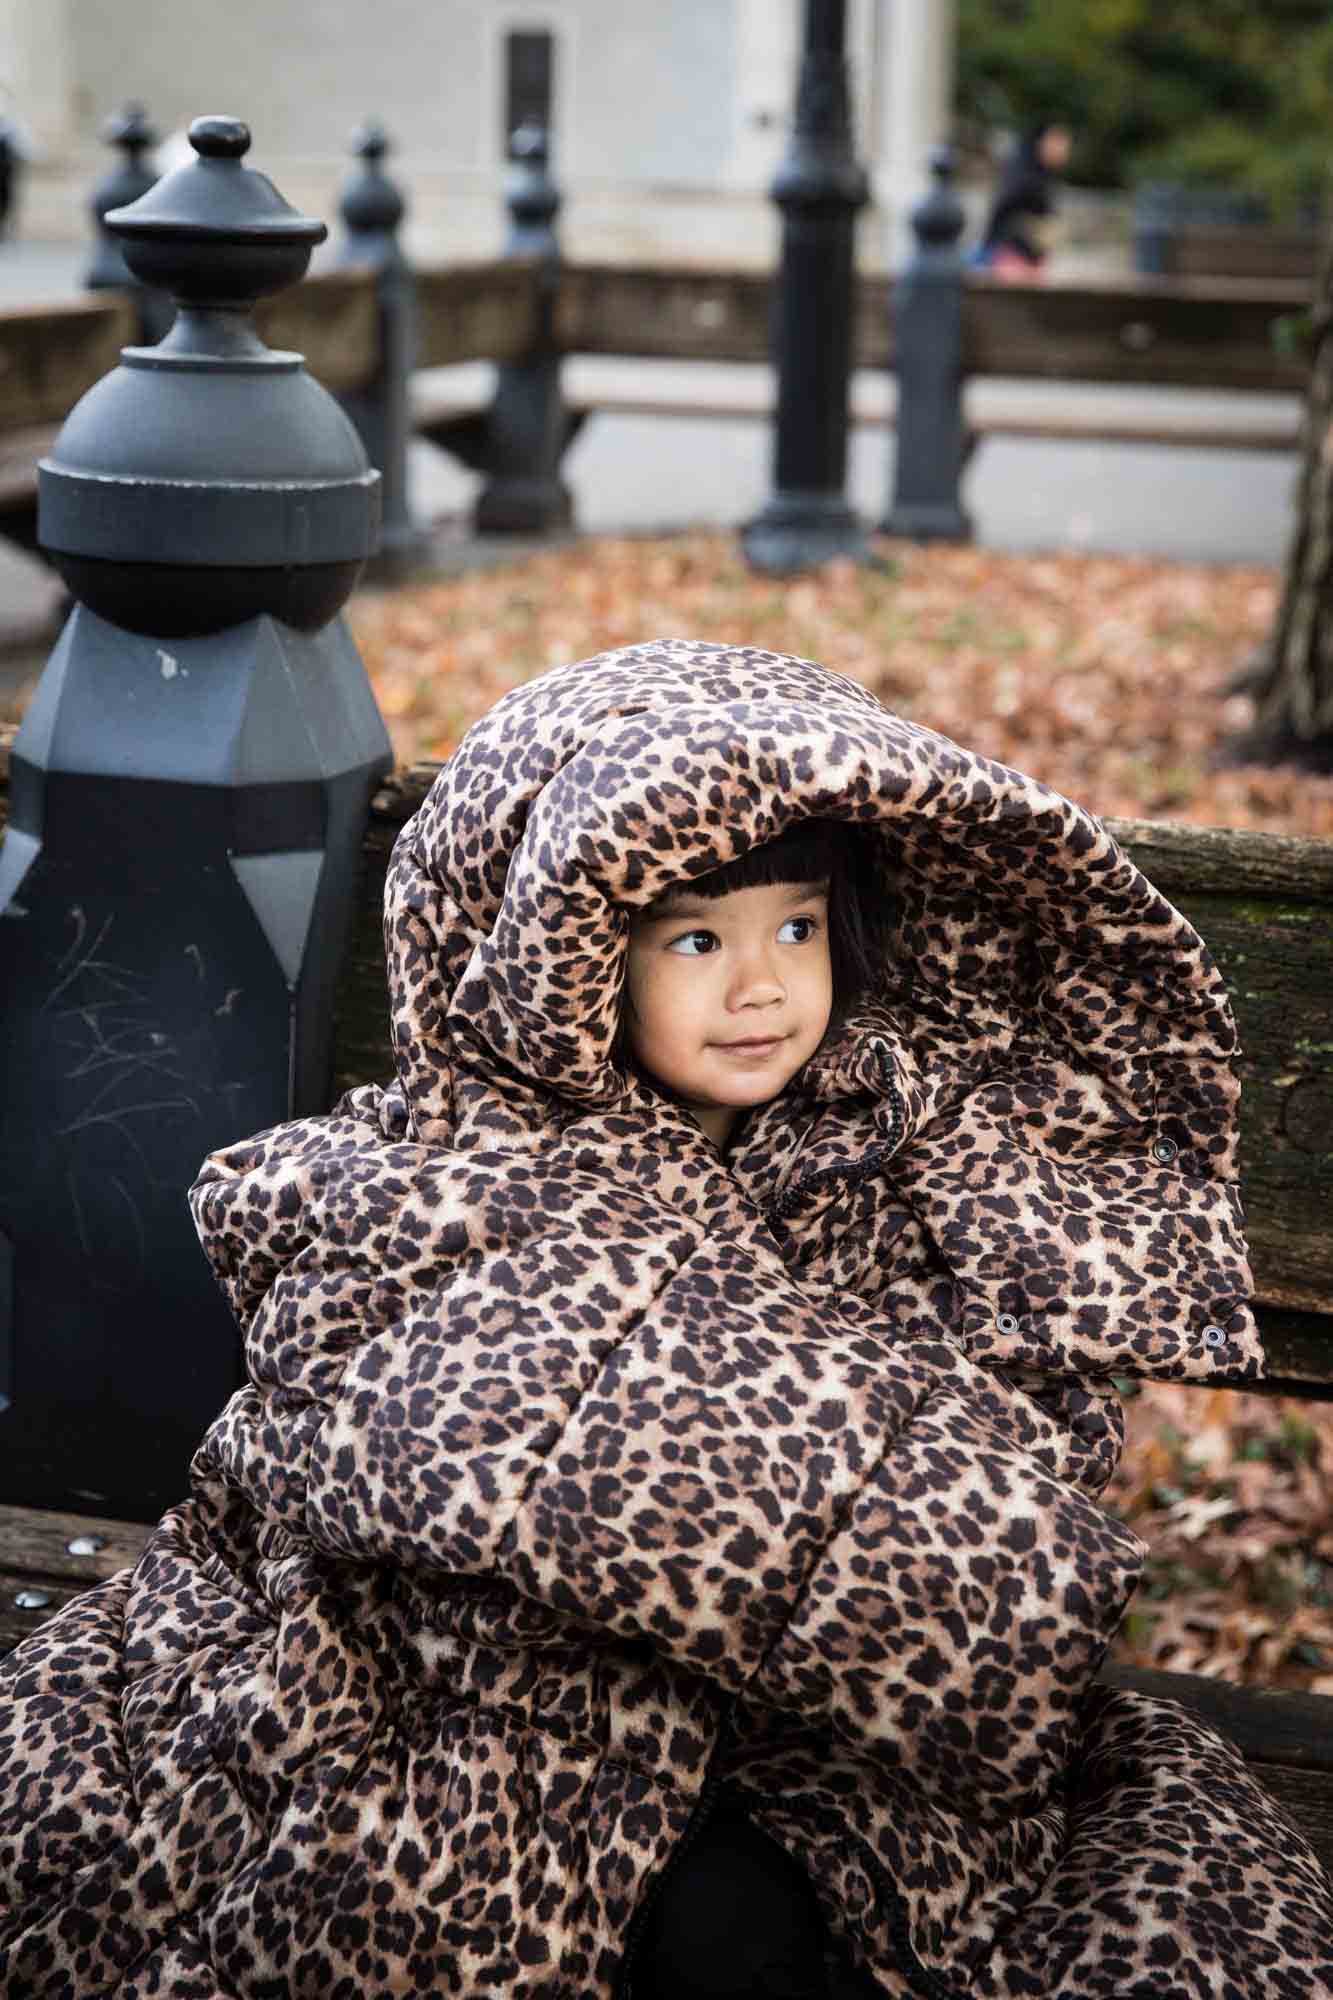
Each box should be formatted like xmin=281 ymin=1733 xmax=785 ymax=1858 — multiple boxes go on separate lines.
xmin=3 ymin=747 xmax=1328 ymax=1867
xmin=0 ymin=263 xmax=1311 ymax=577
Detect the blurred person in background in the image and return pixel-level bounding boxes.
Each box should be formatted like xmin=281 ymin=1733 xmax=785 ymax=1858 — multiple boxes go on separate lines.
xmin=972 ymin=121 xmax=1072 ymax=278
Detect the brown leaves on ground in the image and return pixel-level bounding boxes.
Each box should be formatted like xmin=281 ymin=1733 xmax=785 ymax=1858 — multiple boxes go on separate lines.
xmin=349 ymin=531 xmax=1333 ymax=1692
xmin=1107 ymin=1388 xmax=1333 ymax=1691
xmin=348 ymin=531 xmax=1333 ymax=834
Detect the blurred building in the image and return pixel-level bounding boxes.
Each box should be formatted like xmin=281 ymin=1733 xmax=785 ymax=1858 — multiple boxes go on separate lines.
xmin=0 ymin=0 xmax=954 ymax=269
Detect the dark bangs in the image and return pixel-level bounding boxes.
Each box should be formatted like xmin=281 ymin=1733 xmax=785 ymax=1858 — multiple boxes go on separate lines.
xmin=676 ymin=819 xmax=841 ymax=900
xmin=665 ymin=818 xmax=894 ymax=1017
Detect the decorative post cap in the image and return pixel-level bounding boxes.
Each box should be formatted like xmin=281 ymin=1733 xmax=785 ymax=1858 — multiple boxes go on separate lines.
xmin=42 ymin=114 xmax=379 ymax=637
xmin=509 ymin=120 xmax=549 ymax=169
xmin=106 ymin=116 xmax=326 ymax=302
xmin=102 ymin=101 xmax=157 ymax=161
xmin=909 ymin=145 xmax=965 ymax=253
xmin=503 ymin=121 xmax=559 ymax=253
xmin=86 ymin=102 xmax=163 ymax=301
xmin=340 ymin=120 xmax=406 ymax=242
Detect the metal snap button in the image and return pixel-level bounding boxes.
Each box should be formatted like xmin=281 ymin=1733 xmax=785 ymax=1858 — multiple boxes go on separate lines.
xmin=1152 ymin=1138 xmax=1178 ymax=1164
xmin=1203 ymin=1325 xmax=1227 ymax=1349
xmin=996 ymin=1312 xmax=1021 ymax=1336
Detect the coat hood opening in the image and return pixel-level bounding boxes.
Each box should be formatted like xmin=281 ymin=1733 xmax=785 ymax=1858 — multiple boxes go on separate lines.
xmin=382 ymin=640 xmax=1239 ymax=1160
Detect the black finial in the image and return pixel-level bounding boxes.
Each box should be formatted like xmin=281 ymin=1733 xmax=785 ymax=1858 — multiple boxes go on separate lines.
xmin=503 ymin=120 xmax=558 ymax=254
xmin=86 ymin=101 xmax=163 ymax=303
xmin=340 ymin=120 xmax=406 ymax=246
xmin=189 ymin=115 xmax=251 ymax=160
xmin=105 ymin=113 xmax=325 ymax=309
xmin=910 ymin=144 xmax=965 ymax=252
xmin=103 ymin=101 xmax=157 ymax=162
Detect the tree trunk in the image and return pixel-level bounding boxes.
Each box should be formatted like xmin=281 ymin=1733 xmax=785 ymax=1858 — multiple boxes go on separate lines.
xmin=1228 ymin=221 xmax=1333 ymax=771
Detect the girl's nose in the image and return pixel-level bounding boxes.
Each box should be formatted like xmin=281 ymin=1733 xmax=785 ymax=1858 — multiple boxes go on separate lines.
xmin=728 ymin=950 xmax=785 ymax=1009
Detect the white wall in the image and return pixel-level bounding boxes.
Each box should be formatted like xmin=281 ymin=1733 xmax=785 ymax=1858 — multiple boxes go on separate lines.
xmin=16 ymin=1 xmax=957 ymax=268
xmin=67 ymin=0 xmax=736 ymax=183
xmin=0 ymin=0 xmax=73 ymax=152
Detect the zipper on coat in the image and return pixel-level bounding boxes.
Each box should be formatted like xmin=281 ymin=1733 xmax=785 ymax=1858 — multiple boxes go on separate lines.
xmin=765 ymin=1087 xmax=905 ymax=1223
xmin=615 ymin=1699 xmax=736 ymax=2000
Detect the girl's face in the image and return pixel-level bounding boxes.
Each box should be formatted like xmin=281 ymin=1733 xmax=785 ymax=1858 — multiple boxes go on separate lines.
xmin=624 ymin=877 xmax=834 ymax=1149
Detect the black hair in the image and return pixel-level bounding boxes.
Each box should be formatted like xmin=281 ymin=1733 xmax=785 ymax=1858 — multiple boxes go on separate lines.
xmin=638 ymin=818 xmax=892 ymax=1023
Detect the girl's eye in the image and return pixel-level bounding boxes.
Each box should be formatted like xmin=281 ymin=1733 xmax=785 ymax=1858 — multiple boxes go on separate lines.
xmin=667 ymin=929 xmax=719 ymax=956
xmin=778 ymin=915 xmax=819 ymax=944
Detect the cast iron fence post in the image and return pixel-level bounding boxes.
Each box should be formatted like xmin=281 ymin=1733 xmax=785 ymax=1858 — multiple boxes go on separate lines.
xmin=0 ymin=116 xmax=392 ymax=1520
xmin=337 ymin=120 xmax=427 ymax=572
xmin=882 ymin=145 xmax=971 ymax=542
xmin=85 ymin=103 xmax=173 ymax=344
xmin=474 ymin=120 xmax=573 ymax=536
xmin=742 ymin=0 xmax=868 ymax=575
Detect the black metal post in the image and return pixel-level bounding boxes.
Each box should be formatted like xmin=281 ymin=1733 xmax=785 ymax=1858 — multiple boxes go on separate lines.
xmin=742 ymin=0 xmax=869 ymax=575
xmin=85 ymin=103 xmax=173 ymax=344
xmin=473 ymin=121 xmax=573 ymax=536
xmin=882 ymin=146 xmax=972 ymax=542
xmin=0 ymin=117 xmax=392 ymax=1520
xmin=337 ymin=121 xmax=427 ymax=572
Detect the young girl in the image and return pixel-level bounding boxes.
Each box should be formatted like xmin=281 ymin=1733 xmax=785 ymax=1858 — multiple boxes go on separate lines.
xmin=2 ymin=639 xmax=1331 ymax=2000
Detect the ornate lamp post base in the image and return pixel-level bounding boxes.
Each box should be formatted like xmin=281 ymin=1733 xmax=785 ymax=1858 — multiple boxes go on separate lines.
xmin=742 ymin=490 xmax=868 ymax=576
xmin=881 ymin=498 xmax=972 ymax=542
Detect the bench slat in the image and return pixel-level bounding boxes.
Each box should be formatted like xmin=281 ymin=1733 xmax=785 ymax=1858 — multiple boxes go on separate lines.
xmin=550 ymin=265 xmax=1309 ymax=392
xmin=0 ymin=1504 xmax=153 ymax=1651
xmin=1104 ymin=1663 xmax=1333 ymax=1771
xmin=0 ymin=297 xmax=136 ymax=431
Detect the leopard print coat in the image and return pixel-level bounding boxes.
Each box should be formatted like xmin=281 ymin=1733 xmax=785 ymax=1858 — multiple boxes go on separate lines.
xmin=3 ymin=640 xmax=1331 ymax=1998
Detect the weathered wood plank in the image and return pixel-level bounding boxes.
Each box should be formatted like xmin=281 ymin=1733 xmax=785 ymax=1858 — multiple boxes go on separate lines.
xmin=554 ymin=264 xmax=776 ymax=364
xmin=0 ymin=273 xmax=381 ymax=434
xmin=962 ymin=274 xmax=1312 ymax=392
xmin=254 ymin=267 xmax=380 ymax=394
xmin=1161 ymin=228 xmax=1318 ymax=285
xmin=0 ymin=1503 xmax=153 ymax=1652
xmin=1104 ymin=1662 xmax=1333 ymax=1771
xmin=0 ymin=296 xmax=136 ymax=431
xmin=0 ymin=268 xmax=1309 ymax=457
xmin=415 ymin=261 xmax=543 ymax=370
xmin=1103 ymin=1666 xmax=1333 ymax=1870
xmin=552 ymin=264 xmax=1307 ymax=392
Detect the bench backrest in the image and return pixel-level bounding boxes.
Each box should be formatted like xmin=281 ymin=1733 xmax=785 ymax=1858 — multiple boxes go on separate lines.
xmin=0 ymin=264 xmax=1311 ymax=444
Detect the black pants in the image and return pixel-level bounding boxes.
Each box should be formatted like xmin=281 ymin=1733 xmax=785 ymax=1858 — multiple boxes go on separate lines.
xmin=631 ymin=1805 xmax=880 ymax=1999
